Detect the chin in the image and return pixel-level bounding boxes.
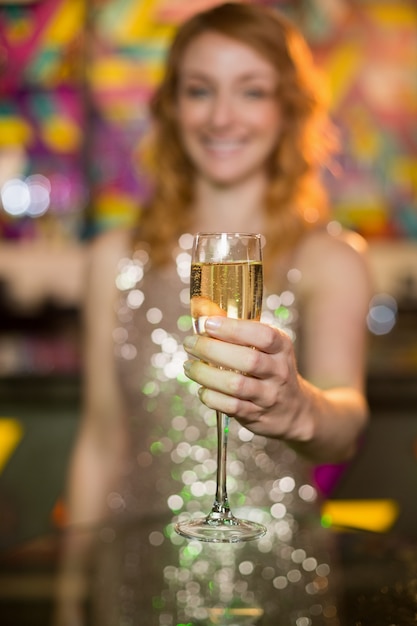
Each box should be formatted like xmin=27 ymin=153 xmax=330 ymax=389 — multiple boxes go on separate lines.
xmin=199 ymin=164 xmax=251 ymax=184
xmin=205 ymin=176 xmax=244 ymax=188
xmin=208 ymin=172 xmax=259 ymax=188
xmin=196 ymin=155 xmax=265 ymax=188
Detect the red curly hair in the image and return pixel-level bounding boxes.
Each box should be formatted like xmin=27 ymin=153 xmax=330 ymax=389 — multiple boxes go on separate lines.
xmin=138 ymin=2 xmax=334 ymax=275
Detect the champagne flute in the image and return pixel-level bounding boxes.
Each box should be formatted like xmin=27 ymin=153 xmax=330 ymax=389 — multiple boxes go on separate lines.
xmin=175 ymin=233 xmax=267 ymax=542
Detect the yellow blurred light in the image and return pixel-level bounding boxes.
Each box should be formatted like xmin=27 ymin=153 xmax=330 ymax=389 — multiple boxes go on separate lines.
xmin=207 ymin=607 xmax=264 ymax=621
xmin=321 ymin=499 xmax=399 ymax=533
xmin=100 ymin=0 xmax=174 ymax=45
xmin=40 ymin=0 xmax=85 ymax=47
xmin=94 ymin=192 xmax=140 ymax=226
xmin=390 ymin=157 xmax=417 ymax=193
xmin=0 ymin=117 xmax=33 ymax=147
xmin=89 ymin=57 xmax=160 ymax=91
xmin=323 ymin=42 xmax=363 ymax=110
xmin=333 ymin=204 xmax=389 ymax=236
xmin=40 ymin=115 xmax=82 ymax=153
xmin=366 ymin=4 xmax=417 ymax=28
xmin=0 ymin=419 xmax=24 ymax=474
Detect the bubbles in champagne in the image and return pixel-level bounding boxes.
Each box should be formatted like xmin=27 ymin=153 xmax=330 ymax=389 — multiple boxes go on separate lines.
xmin=191 ymin=261 xmax=263 ymax=333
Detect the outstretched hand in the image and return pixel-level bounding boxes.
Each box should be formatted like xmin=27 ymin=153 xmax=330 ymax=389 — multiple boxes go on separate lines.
xmin=183 ymin=316 xmax=314 ymax=443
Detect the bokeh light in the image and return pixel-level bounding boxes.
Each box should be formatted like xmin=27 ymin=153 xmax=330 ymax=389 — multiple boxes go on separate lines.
xmin=367 ymin=293 xmax=398 ymax=335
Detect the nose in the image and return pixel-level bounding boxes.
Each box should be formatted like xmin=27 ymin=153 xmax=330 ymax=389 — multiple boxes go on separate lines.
xmin=209 ymin=92 xmax=235 ymax=128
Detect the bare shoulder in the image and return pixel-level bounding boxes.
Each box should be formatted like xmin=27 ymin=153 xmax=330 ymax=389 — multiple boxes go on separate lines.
xmin=87 ymin=227 xmax=134 ymax=285
xmin=296 ymin=226 xmax=369 ymax=264
xmin=88 ymin=227 xmax=132 ymax=272
xmin=294 ymin=227 xmax=372 ymax=298
xmin=85 ymin=227 xmax=133 ymax=305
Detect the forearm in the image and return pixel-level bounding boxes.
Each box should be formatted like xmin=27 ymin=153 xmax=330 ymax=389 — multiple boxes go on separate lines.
xmin=54 ymin=426 xmax=126 ymax=623
xmin=65 ymin=417 xmax=130 ymax=528
xmin=286 ymin=377 xmax=369 ymax=464
xmin=53 ymin=439 xmax=103 ymax=626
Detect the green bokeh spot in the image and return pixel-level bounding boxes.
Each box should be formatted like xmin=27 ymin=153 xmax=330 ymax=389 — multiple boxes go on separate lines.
xmin=146 ymin=399 xmax=157 ymax=412
xmin=152 ymin=596 xmax=165 ymax=609
xmin=275 ymin=305 xmax=290 ymax=320
xmin=142 ymin=381 xmax=157 ymax=396
xmin=321 ymin=513 xmax=332 ymax=528
xmin=150 ymin=441 xmax=163 ymax=455
xmin=178 ymin=314 xmax=193 ymax=332
xmin=172 ymin=395 xmax=185 ymax=413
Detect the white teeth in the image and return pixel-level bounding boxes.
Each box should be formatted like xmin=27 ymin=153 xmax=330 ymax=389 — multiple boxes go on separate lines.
xmin=205 ymin=140 xmax=241 ymax=152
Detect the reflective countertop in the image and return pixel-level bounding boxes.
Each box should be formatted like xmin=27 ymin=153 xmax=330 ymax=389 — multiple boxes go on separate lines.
xmin=1 ymin=513 xmax=417 ymax=626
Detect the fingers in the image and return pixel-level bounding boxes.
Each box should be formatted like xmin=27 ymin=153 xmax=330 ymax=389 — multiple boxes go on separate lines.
xmin=191 ymin=296 xmax=226 ymax=318
xmin=184 ymin=334 xmax=266 ymax=376
xmin=182 ymin=317 xmax=295 ymax=422
xmin=184 ymin=357 xmax=275 ymax=406
xmin=182 ymin=317 xmax=304 ymax=439
xmin=204 ymin=316 xmax=283 ymax=354
xmin=191 ymin=363 xmax=275 ymax=420
xmin=184 ymin=317 xmax=292 ymax=378
xmin=197 ymin=386 xmax=261 ymax=421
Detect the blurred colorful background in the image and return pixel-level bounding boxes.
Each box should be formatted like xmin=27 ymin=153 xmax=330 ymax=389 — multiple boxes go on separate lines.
xmin=1 ymin=0 xmax=416 ymax=242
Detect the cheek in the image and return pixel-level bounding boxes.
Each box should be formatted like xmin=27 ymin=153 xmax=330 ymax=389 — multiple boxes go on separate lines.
xmin=177 ymin=102 xmax=206 ymax=134
xmin=259 ymin=111 xmax=283 ymax=153
xmin=261 ymin=107 xmax=282 ymax=135
xmin=244 ymin=103 xmax=282 ymax=139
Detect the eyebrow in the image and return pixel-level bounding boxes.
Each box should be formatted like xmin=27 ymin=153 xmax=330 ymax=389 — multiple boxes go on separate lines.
xmin=180 ymin=70 xmax=276 ymax=83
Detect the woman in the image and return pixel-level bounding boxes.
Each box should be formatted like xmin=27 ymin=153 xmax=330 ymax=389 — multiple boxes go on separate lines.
xmin=55 ymin=3 xmax=371 ymax=625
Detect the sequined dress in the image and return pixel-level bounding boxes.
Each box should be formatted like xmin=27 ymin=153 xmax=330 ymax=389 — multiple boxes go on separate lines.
xmin=91 ymin=235 xmax=342 ymax=626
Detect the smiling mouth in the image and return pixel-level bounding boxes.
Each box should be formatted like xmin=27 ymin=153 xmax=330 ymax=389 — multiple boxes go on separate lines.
xmin=203 ymin=139 xmax=245 ymax=154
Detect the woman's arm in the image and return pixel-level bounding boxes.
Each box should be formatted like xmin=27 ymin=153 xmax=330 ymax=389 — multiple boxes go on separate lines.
xmin=53 ymin=229 xmax=130 ymax=626
xmin=65 ymin=228 xmax=130 ymax=527
xmin=182 ymin=230 xmax=372 ymax=464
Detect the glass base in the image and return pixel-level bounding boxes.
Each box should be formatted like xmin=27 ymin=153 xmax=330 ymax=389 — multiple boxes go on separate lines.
xmin=175 ymin=514 xmax=267 ymax=543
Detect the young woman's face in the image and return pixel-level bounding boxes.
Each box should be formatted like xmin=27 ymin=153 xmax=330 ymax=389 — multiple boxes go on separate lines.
xmin=176 ymin=32 xmax=282 ymax=188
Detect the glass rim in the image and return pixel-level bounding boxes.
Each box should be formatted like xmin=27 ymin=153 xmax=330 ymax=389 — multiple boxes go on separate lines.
xmin=194 ymin=232 xmax=262 ymax=238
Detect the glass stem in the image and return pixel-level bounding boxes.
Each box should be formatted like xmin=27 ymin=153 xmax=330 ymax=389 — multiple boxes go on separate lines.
xmin=211 ymin=411 xmax=233 ymax=518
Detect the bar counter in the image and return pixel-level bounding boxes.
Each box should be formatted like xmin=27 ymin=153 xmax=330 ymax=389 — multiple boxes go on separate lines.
xmin=1 ymin=511 xmax=417 ymax=626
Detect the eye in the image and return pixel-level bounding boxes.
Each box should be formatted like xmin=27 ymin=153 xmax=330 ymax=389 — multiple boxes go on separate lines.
xmin=243 ymin=88 xmax=271 ymax=99
xmin=183 ymin=85 xmax=211 ymax=99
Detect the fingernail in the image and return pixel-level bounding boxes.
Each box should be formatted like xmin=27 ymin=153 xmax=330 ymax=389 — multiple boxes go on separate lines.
xmin=205 ymin=317 xmax=222 ymax=331
xmin=184 ymin=335 xmax=197 ymax=350
xmin=183 ymin=359 xmax=192 ymax=373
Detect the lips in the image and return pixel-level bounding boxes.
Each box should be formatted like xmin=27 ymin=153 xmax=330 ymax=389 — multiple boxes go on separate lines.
xmin=203 ymin=138 xmax=245 ymax=155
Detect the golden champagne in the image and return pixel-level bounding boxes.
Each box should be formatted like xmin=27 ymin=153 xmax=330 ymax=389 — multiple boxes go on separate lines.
xmin=191 ymin=261 xmax=263 ymax=334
